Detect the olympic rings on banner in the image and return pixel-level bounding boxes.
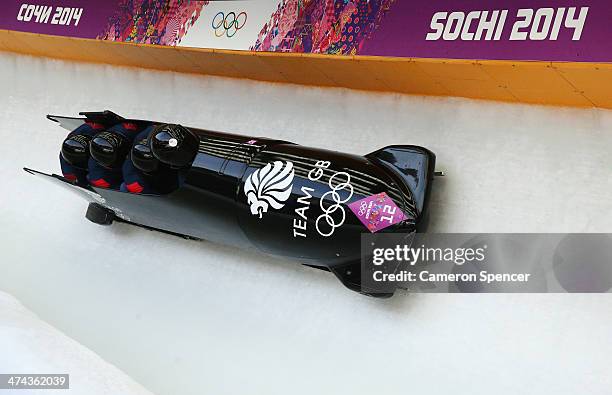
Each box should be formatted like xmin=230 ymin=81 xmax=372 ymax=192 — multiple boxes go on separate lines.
xmin=212 ymin=11 xmax=247 ymax=38
xmin=316 ymin=171 xmax=354 ymax=237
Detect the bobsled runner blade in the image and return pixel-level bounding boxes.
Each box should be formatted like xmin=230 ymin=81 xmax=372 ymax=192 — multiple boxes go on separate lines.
xmin=46 ymin=114 xmax=87 ymax=132
xmin=23 ymin=167 xmax=102 ymax=202
xmin=47 ymin=110 xmax=125 ymax=131
xmin=23 ymin=168 xmax=199 ymax=241
xmin=48 ymin=111 xmax=152 ymax=131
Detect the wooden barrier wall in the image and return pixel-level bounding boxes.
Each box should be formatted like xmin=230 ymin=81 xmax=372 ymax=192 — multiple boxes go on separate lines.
xmin=1 ymin=29 xmax=611 ymax=108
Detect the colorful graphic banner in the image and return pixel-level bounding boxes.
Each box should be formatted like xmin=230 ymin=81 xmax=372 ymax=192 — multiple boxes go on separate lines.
xmin=2 ymin=1 xmax=611 ymax=62
xmin=360 ymin=0 xmax=611 ymax=61
xmin=1 ymin=2 xmax=118 ymax=38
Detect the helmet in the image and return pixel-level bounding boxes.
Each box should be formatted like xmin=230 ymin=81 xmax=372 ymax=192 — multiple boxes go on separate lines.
xmin=61 ymin=134 xmax=92 ymax=166
xmin=131 ymin=136 xmax=159 ymax=174
xmin=90 ymin=131 xmax=130 ymax=168
xmin=150 ymin=124 xmax=198 ymax=168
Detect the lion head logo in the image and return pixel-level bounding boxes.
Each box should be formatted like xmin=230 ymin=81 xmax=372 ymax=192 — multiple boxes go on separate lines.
xmin=244 ymin=161 xmax=295 ymax=218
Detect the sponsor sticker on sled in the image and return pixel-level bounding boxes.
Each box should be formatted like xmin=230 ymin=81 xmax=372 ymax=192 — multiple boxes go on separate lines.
xmin=348 ymin=192 xmax=406 ymax=233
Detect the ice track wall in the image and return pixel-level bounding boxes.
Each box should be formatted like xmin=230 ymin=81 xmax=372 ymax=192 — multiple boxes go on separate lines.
xmin=1 ymin=29 xmax=612 ymax=109
xmin=1 ymin=52 xmax=611 ymax=395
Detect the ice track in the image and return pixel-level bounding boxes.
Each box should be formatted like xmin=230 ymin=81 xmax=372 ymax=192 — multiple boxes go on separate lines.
xmin=1 ymin=52 xmax=611 ymax=395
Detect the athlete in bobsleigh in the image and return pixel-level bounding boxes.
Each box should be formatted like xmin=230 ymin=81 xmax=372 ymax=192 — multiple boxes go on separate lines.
xmin=60 ymin=121 xmax=179 ymax=194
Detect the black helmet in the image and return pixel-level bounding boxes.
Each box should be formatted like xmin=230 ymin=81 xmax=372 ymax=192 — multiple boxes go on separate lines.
xmin=61 ymin=134 xmax=92 ymax=167
xmin=150 ymin=124 xmax=198 ymax=168
xmin=131 ymin=136 xmax=159 ymax=174
xmin=90 ymin=131 xmax=130 ymax=169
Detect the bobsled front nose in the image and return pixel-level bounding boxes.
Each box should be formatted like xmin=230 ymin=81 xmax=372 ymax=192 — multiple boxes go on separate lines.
xmin=366 ymin=145 xmax=436 ymax=229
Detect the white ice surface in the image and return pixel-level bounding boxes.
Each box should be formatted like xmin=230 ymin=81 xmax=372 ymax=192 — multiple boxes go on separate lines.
xmin=0 ymin=291 xmax=153 ymax=395
xmin=0 ymin=52 xmax=611 ymax=395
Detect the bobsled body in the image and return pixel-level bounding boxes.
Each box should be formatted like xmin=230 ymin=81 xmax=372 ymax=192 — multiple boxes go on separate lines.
xmin=26 ymin=111 xmax=438 ymax=297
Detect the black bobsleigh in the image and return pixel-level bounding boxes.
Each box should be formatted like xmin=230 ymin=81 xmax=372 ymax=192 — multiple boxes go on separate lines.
xmin=24 ymin=110 xmax=440 ymax=297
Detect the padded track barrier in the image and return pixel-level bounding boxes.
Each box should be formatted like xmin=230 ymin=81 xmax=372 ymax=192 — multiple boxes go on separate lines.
xmin=1 ymin=29 xmax=611 ymax=108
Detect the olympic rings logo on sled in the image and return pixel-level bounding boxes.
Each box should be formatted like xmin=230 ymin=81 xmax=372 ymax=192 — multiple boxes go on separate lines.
xmin=212 ymin=11 xmax=247 ymax=38
xmin=358 ymin=200 xmax=368 ymax=216
xmin=316 ymin=172 xmax=354 ymax=237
